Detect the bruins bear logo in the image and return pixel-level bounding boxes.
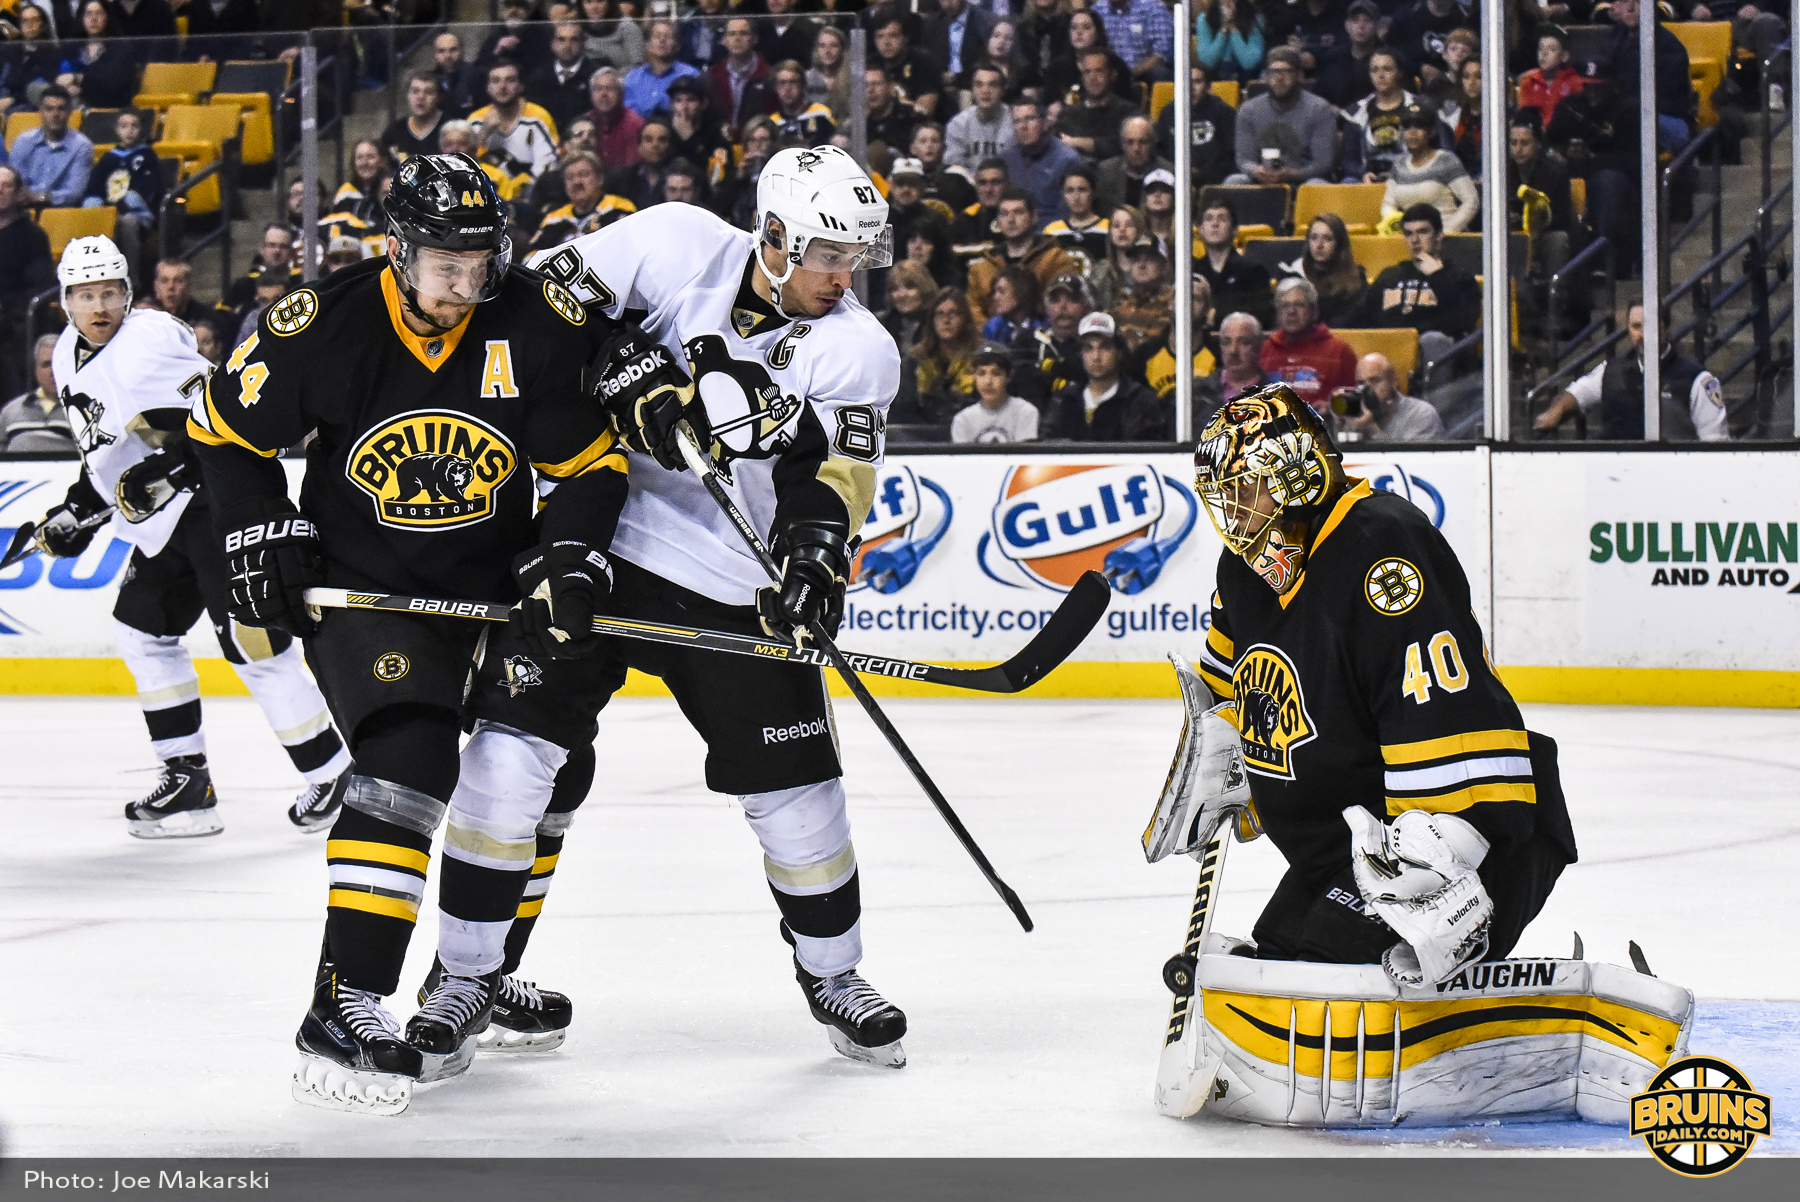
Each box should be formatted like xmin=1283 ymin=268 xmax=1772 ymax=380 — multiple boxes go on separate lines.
xmin=347 ymin=409 xmax=516 ymax=530
xmin=1231 ymin=644 xmax=1316 ymax=781
xmin=685 ymin=333 xmax=803 ymax=473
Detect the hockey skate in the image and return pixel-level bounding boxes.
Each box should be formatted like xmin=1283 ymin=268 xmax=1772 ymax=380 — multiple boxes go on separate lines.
xmin=417 ymin=957 xmax=572 ymax=1053
xmin=794 ymin=958 xmax=908 ymax=1068
xmin=292 ymin=968 xmax=420 ymax=1116
xmin=407 ymin=966 xmax=497 ymax=1083
xmin=124 ymin=754 xmax=222 ymax=839
xmin=288 ymin=771 xmax=348 ymax=834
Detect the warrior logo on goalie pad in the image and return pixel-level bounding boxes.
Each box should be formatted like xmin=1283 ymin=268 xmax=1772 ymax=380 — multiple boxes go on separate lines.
xmin=1231 ymin=645 xmax=1316 ymax=780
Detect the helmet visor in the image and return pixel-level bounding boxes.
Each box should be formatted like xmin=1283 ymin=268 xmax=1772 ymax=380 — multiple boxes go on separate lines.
xmin=799 ymin=229 xmax=892 ymax=273
xmin=399 ymin=239 xmax=512 ymax=304
xmin=64 ymin=280 xmax=130 ymax=321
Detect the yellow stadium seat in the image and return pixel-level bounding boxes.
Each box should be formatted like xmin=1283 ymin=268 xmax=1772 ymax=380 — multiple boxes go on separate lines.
xmin=1211 ymin=80 xmax=1239 ymax=108
xmin=1569 ymin=177 xmax=1586 ymax=224
xmin=37 ymin=207 xmax=117 ymax=258
xmin=153 ymin=104 xmax=242 ymax=216
xmin=6 ymin=107 xmax=82 ymax=152
xmin=1333 ymin=328 xmax=1419 ymax=394
xmin=1150 ymin=81 xmax=1174 ymax=122
xmin=1350 ymin=234 xmax=1411 ymax=277
xmin=134 ymin=61 xmax=218 ymax=110
xmin=1293 ymin=182 xmax=1387 ymax=235
xmin=210 ymin=92 xmax=272 ymax=165
xmin=1689 ymin=59 xmax=1723 ymax=127
xmin=1667 ymin=21 xmax=1731 ymax=65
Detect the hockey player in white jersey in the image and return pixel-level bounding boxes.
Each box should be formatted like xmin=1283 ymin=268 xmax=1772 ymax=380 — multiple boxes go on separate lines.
xmin=450 ymin=145 xmax=909 ymax=1067
xmin=35 ymin=237 xmax=350 ymax=837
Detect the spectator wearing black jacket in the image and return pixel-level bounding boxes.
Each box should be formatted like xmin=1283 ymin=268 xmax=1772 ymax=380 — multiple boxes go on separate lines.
xmin=1044 ymin=312 xmax=1166 ymax=440
xmin=1155 ymin=62 xmax=1237 ymax=188
xmin=864 ymin=66 xmax=921 ymax=156
xmin=872 ymin=5 xmax=944 ymax=119
xmin=1361 ymin=203 xmax=1480 ymax=366
xmin=66 ymin=2 xmax=140 ymax=109
xmin=921 ymin=0 xmax=997 ymax=82
xmin=107 ymin=0 xmax=176 ymax=39
xmin=0 ymin=165 xmax=56 ymax=398
xmin=1054 ymin=49 xmax=1140 ymax=163
xmin=758 ymin=0 xmax=821 ymax=71
xmin=1267 ymin=0 xmax=1351 ymax=76
xmin=430 ymin=32 xmax=483 ymax=119
xmin=605 ymin=120 xmax=675 ymax=210
xmin=478 ymin=0 xmax=554 ymax=82
xmin=381 ymin=72 xmax=447 ymax=165
xmin=1195 ymin=196 xmax=1275 ymax=330
xmin=527 ymin=21 xmax=599 ymax=136
xmin=1312 ymin=0 xmax=1382 ymax=109
xmin=1605 ymin=0 xmax=1693 ymax=151
xmin=1385 ymin=0 xmax=1469 ymax=90
xmin=1045 ymin=9 xmax=1136 ymax=104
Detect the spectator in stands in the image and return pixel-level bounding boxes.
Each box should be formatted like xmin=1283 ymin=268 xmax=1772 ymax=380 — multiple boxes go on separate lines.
xmin=81 ymin=107 xmax=158 ymax=281
xmin=981 ymin=264 xmax=1044 ymax=344
xmin=12 ymin=85 xmax=91 ymax=207
xmin=769 ymin=59 xmax=836 ymax=145
xmin=907 ymin=288 xmax=982 ymax=424
xmin=1259 ymin=276 xmax=1358 ymax=413
xmin=872 ymin=6 xmax=944 ymax=119
xmin=1055 ymin=49 xmax=1140 ymax=162
xmin=1267 ymin=0 xmax=1350 ymax=76
xmin=708 ymin=18 xmax=770 ymax=141
xmin=759 ymin=0 xmax=820 ymax=69
xmin=945 ymin=63 xmax=1014 ymax=171
xmin=677 ymin=0 xmax=728 ymax=70
xmin=1533 ymin=302 xmax=1728 ymax=440
xmin=1018 ymin=0 xmax=1074 ymax=81
xmin=864 ymin=65 xmax=920 ymax=157
xmin=806 ymin=26 xmax=851 ymax=124
xmin=909 ymin=124 xmax=973 ymax=212
xmin=0 ymin=333 xmax=73 ymax=453
xmin=1195 ymin=195 xmax=1275 ymax=329
xmin=606 ymin=119 xmax=674 ymax=210
xmin=1314 ymin=0 xmax=1381 ymax=109
xmin=1194 ymin=0 xmax=1267 ymax=83
xmin=716 ymin=115 xmax=775 ymax=229
xmin=382 ymin=73 xmax=447 ymax=165
xmin=107 ymin=0 xmax=175 ymax=39
xmin=471 ymin=60 xmax=561 ymax=189
xmin=1343 ymin=48 xmax=1416 ymax=182
xmin=534 ymin=150 xmax=634 ymax=247
xmin=1441 ymin=55 xmax=1484 ymax=178
xmin=431 ymin=32 xmax=481 ymax=119
xmin=1516 ymin=25 xmax=1584 ymax=130
xmin=529 ymin=20 xmax=600 ymax=135
xmin=660 ymin=159 xmax=703 ymax=207
xmin=1111 ymin=239 xmax=1174 ymax=355
xmin=1228 ymin=48 xmax=1336 ymax=185
xmin=7 ymin=3 xmax=64 ymax=111
xmin=624 ymin=20 xmax=700 ymax=120
xmin=144 ymin=258 xmax=209 ymax=326
xmin=885 ymin=156 xmax=951 ymax=267
xmin=190 ymin=313 xmax=231 ymax=366
xmin=65 ymin=2 xmax=136 ymax=110
xmin=1094 ymin=115 xmax=1170 ymax=218
xmin=950 ymin=157 xmax=1009 ymax=258
xmin=1046 ymin=10 xmax=1135 ymax=103
xmin=1388 ymin=0 xmax=1469 ymax=92
xmin=1381 ymin=103 xmax=1478 ymax=232
xmin=1362 ymin=202 xmax=1480 ymax=365
xmin=439 ymin=119 xmax=525 ymax=201
xmin=224 ymin=223 xmax=299 ymax=316
xmin=1142 ymin=169 xmax=1178 ymax=257
xmin=1605 ymin=0 xmax=1692 ymax=151
xmin=1094 ymin=0 xmax=1174 ymax=84
xmin=1506 ymin=107 xmax=1572 ymax=245
xmin=961 ymin=20 xmax=1044 ymax=97
xmin=1134 ymin=272 xmax=1217 ymax=408
xmin=1292 ymin=213 xmax=1367 ymax=327
xmin=953 ymin=341 xmax=1040 ymax=443
xmin=1210 ymin=310 xmax=1269 ymax=404
xmin=1001 ymin=98 xmax=1083 ymax=221
xmin=1043 ymin=164 xmax=1110 ymax=266
xmin=1016 ymin=271 xmax=1091 ymax=403
xmin=586 ymin=68 xmax=645 ymax=172
xmin=1045 ymin=311 xmax=1165 ymax=439
xmin=666 ymin=76 xmax=723 ymax=191
xmin=1157 ymin=60 xmax=1238 ymax=188
xmin=923 ymin=0 xmax=996 ymax=84
xmin=879 ymin=260 xmax=938 ymax=361
xmin=234 ymin=262 xmax=293 ymax=344
xmin=1336 ymin=351 xmax=1444 ymax=440
xmin=1429 ymin=27 xmax=1479 ymax=114
xmin=479 ymin=0 xmax=554 ymax=82
xmin=967 ymin=187 xmax=1080 ymax=319
xmin=901 ymin=213 xmax=963 ymax=294
xmin=323 ymin=233 xmax=365 ymax=273
xmin=282 ymin=177 xmax=327 ymax=236
xmin=334 ymin=139 xmax=390 ymax=227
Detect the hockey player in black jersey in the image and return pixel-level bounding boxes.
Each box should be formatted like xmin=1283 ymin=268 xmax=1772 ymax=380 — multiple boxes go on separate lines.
xmin=1147 ymin=383 xmax=1577 ymax=985
xmin=187 ymin=154 xmax=629 ymax=1114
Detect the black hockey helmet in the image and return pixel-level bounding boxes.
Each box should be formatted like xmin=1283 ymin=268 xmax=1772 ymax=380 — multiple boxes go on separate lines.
xmin=385 ymin=152 xmax=512 ymax=321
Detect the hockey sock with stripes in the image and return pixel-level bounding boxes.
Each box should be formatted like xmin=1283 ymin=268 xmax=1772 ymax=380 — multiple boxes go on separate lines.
xmin=114 ymin=619 xmax=205 ymax=761
xmin=741 ymin=779 xmax=863 ymax=978
xmin=230 ymin=637 xmax=351 ymax=784
xmin=502 ymin=741 xmax=593 ymax=975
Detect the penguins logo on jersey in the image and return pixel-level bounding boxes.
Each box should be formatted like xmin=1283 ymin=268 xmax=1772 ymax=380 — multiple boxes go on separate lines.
xmin=347 ymin=409 xmax=517 ymax=530
xmin=685 ymin=334 xmax=803 ymax=469
xmin=503 ymin=655 xmax=543 ymax=696
xmin=1231 ymin=644 xmax=1316 ymax=780
xmin=62 ymin=389 xmax=116 ymax=452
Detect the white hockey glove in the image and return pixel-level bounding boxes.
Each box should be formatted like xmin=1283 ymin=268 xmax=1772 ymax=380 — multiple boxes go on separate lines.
xmin=1344 ymin=807 xmax=1493 ymax=987
xmin=1143 ymin=653 xmax=1261 ymax=863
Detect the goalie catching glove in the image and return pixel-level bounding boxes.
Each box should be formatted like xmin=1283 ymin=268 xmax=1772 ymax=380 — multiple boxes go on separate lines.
xmin=1344 ymin=806 xmax=1493 ymax=987
xmin=510 ymin=540 xmax=613 ymax=659
xmin=115 ymin=443 xmax=200 ymax=523
xmin=757 ymin=517 xmax=852 ymax=646
xmin=32 ymin=474 xmax=109 ymax=559
xmin=590 ymin=326 xmax=709 ymax=472
xmin=1143 ymin=652 xmax=1261 ymax=862
xmin=219 ymin=496 xmax=323 ymax=637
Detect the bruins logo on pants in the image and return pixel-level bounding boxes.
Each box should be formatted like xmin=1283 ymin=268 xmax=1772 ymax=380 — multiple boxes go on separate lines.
xmin=1231 ymin=644 xmax=1316 ymax=781
xmin=347 ymin=409 xmax=516 ymax=529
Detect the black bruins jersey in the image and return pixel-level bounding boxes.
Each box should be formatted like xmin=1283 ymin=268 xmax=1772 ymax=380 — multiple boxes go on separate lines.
xmin=189 ymin=257 xmax=627 ymax=601
xmin=1198 ymin=481 xmax=1573 ymax=881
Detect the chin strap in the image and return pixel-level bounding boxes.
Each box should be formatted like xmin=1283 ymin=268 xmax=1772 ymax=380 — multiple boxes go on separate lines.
xmin=753 ymin=232 xmax=807 ymax=320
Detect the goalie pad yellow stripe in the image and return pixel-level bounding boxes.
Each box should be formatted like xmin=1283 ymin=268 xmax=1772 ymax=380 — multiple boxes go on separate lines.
xmin=1385 ymin=780 xmax=1536 ymax=816
xmin=1382 ymin=729 xmax=1530 ymax=766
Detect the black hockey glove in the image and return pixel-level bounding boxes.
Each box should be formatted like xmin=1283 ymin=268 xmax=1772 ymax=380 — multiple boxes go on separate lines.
xmin=589 ymin=325 xmax=709 ymax=472
xmin=33 ymin=474 xmax=109 ymax=559
xmin=116 ymin=442 xmax=201 ymax=524
xmin=757 ymin=517 xmax=852 ymax=646
xmin=510 ymin=540 xmax=613 ymax=659
xmin=219 ymin=496 xmax=323 ymax=638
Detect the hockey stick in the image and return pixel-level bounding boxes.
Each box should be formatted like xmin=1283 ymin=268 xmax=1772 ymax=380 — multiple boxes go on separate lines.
xmin=0 ymin=506 xmax=117 ymax=571
xmin=1153 ymin=823 xmax=1233 ymax=1118
xmin=674 ymin=427 xmax=1034 ymax=932
xmin=300 ymin=582 xmax=1107 ymax=696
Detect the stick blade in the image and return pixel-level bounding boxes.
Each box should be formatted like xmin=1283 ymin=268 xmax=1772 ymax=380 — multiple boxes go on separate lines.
xmin=0 ymin=522 xmax=38 ymax=571
xmin=1001 ymin=570 xmax=1111 ymax=691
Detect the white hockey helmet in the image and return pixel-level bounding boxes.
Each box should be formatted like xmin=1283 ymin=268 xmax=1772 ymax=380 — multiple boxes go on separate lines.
xmin=58 ymin=234 xmax=133 ymax=312
xmin=754 ymin=145 xmax=891 ymax=311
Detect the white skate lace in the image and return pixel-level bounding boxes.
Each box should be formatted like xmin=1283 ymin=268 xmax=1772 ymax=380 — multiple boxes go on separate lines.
xmin=811 ymin=971 xmax=890 ymax=1026
xmin=498 ymin=975 xmax=543 ymax=1010
xmin=415 ymin=974 xmax=489 ymax=1029
xmin=338 ymin=986 xmax=402 ymax=1044
xmin=295 ymin=781 xmax=333 ymax=813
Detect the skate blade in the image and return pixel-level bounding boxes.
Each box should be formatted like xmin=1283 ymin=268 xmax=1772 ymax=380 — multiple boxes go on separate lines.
xmin=415 ymin=1038 xmax=478 ymax=1085
xmin=477 ymin=1025 xmax=566 ymax=1053
xmin=128 ymin=810 xmax=224 ymax=839
xmin=827 ymin=1027 xmax=906 ymax=1069
xmin=290 ymin=813 xmax=335 ymax=834
xmin=291 ymin=1053 xmax=411 ymax=1115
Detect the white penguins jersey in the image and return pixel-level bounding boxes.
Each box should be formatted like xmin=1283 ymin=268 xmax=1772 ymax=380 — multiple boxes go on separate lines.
xmin=52 ymin=309 xmax=212 ymax=556
xmin=529 ymin=204 xmax=901 ymax=605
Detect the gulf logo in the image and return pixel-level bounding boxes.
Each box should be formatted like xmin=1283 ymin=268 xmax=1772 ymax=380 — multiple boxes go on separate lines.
xmin=1346 ymin=460 xmax=1447 ymax=528
xmin=980 ymin=463 xmax=1189 ymax=592
xmin=849 ymin=467 xmax=952 ymax=594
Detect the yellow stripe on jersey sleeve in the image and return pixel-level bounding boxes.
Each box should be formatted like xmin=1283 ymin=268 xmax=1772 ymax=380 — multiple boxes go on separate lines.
xmin=1382 ymin=729 xmax=1531 ymax=766
xmin=532 ymin=427 xmax=628 ymax=479
xmin=1206 ymin=624 xmax=1234 ymax=662
xmin=1198 ymin=664 xmax=1234 ymax=699
xmin=1386 ymin=780 xmax=1537 ymax=816
xmin=192 ymin=379 xmax=281 ymax=457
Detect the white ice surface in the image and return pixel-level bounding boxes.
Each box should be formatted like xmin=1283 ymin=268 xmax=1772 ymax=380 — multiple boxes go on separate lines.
xmin=1 ymin=697 xmax=1795 ymax=1157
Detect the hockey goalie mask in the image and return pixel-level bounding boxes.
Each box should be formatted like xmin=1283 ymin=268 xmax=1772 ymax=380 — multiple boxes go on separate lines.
xmin=1194 ymin=384 xmax=1346 ymax=592
xmin=755 ymin=145 xmax=891 ymax=313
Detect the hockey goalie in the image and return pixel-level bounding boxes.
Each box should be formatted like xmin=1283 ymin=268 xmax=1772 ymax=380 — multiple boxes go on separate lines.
xmin=1142 ymin=384 xmax=1694 ymax=1127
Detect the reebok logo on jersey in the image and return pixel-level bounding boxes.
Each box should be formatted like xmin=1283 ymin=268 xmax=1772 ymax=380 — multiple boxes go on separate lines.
xmin=763 ymin=717 xmax=829 ymax=744
xmin=346 ymin=410 xmax=516 ymax=530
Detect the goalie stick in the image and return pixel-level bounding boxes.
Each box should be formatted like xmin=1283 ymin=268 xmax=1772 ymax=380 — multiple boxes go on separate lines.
xmin=674 ymin=427 xmax=1035 ymax=932
xmin=301 ymin=578 xmax=1108 ymax=696
xmin=1153 ymin=824 xmax=1233 ymax=1118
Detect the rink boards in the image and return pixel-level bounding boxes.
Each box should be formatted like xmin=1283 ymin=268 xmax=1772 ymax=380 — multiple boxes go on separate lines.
xmin=0 ymin=448 xmax=1796 ymax=705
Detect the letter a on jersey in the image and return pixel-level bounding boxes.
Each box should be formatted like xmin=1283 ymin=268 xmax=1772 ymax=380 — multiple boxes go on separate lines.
xmin=1231 ymin=644 xmax=1317 ymax=780
xmin=480 ymin=341 xmax=520 ymax=398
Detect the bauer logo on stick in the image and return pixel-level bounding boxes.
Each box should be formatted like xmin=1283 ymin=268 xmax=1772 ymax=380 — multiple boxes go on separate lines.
xmin=1629 ymin=1055 xmax=1770 ymax=1177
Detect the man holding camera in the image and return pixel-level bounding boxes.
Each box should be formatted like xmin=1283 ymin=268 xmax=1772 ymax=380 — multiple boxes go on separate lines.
xmin=1334 ymin=351 xmax=1443 ymax=440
